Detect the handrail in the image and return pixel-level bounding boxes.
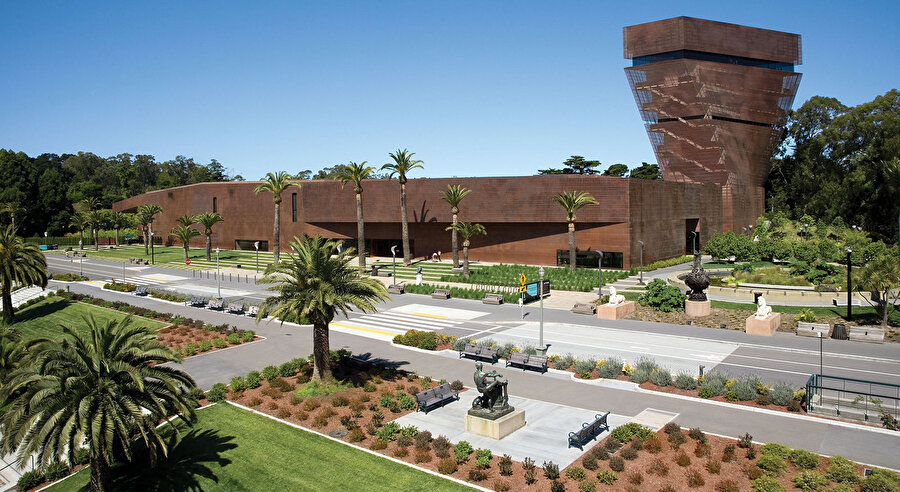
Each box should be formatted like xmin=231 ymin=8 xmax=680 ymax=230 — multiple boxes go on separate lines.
xmin=809 ymin=373 xmax=900 ymax=390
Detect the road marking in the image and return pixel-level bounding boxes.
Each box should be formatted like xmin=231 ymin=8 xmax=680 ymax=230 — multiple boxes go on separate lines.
xmin=412 ymin=312 xmax=447 ymax=319
xmin=330 ymin=322 xmax=397 ymax=337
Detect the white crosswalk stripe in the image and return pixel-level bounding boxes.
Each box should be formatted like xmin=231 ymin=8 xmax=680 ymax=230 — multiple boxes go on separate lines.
xmin=332 ymin=311 xmax=465 ymax=339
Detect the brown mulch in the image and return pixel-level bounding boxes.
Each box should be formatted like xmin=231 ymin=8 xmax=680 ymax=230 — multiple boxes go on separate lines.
xmin=157 ymin=325 xmax=261 ymax=355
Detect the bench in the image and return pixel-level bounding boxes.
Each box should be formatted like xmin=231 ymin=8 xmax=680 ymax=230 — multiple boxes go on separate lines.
xmin=414 ymin=383 xmax=459 ymax=413
xmin=134 ymin=286 xmax=148 ymax=296
xmin=849 ymin=326 xmax=884 ymax=344
xmin=568 ymin=412 xmax=610 ymax=449
xmin=227 ymin=303 xmax=244 ymax=315
xmin=572 ymin=302 xmax=596 ymax=315
xmin=246 ymin=305 xmax=259 ymax=317
xmin=505 ymin=352 xmax=548 ymax=373
xmin=185 ymin=296 xmax=206 ymax=308
xmin=796 ymin=322 xmax=830 ymax=338
xmin=482 ymin=293 xmax=503 ymax=305
xmin=387 ymin=284 xmax=405 ymax=295
xmin=832 ymin=298 xmax=861 ymax=306
xmin=432 ymin=288 xmax=451 ymax=300
xmin=459 ymin=344 xmax=498 ymax=363
xmin=207 ymin=299 xmax=224 ymax=310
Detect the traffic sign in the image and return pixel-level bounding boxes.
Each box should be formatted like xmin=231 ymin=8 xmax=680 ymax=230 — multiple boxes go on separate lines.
xmin=519 ymin=273 xmax=527 ymax=285
xmin=519 ymin=286 xmax=526 ymax=293
xmin=185 ymin=259 xmax=191 ymax=265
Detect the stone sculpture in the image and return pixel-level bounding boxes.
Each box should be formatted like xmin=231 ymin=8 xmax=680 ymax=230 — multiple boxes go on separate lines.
xmin=755 ymin=296 xmax=773 ymax=319
xmin=468 ymin=362 xmax=514 ymax=420
xmin=607 ymin=286 xmax=625 ymax=305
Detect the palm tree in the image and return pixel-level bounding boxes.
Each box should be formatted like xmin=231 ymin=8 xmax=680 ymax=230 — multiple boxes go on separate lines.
xmin=79 ymin=198 xmax=102 ymax=250
xmin=69 ymin=212 xmax=89 ymax=250
xmin=254 ymin=172 xmax=298 ymax=263
xmin=0 ymin=316 xmax=197 ymax=492
xmin=381 ymin=149 xmax=424 ymax=266
xmin=336 ymin=162 xmax=376 ymax=272
xmin=137 ymin=204 xmax=163 ymax=255
xmin=857 ymin=253 xmax=900 ymax=328
xmin=444 ymin=222 xmax=486 ymax=278
xmin=109 ymin=212 xmax=133 ymax=247
xmin=0 ymin=330 xmax=22 ymax=390
xmin=195 ymin=212 xmax=224 ymax=261
xmin=86 ymin=209 xmax=106 ymax=251
xmin=169 ymin=225 xmax=200 ymax=260
xmin=176 ymin=214 xmax=197 ymax=227
xmin=440 ymin=184 xmax=472 ymax=268
xmin=553 ymin=191 xmax=599 ymax=272
xmin=0 ymin=202 xmax=24 ymax=232
xmin=258 ymin=234 xmax=387 ymax=381
xmin=0 ymin=226 xmax=48 ymax=323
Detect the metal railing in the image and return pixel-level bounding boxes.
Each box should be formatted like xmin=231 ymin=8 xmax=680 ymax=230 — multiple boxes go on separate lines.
xmin=806 ymin=373 xmax=900 ymax=423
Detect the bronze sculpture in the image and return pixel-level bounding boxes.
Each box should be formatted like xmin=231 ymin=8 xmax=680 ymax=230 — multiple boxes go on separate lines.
xmin=468 ymin=362 xmax=514 ymax=419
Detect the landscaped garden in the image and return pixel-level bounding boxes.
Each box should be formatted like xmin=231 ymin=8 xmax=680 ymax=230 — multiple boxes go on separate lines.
xmin=47 ymin=244 xmax=276 ymax=271
xmin=9 ymin=294 xmax=166 ymax=341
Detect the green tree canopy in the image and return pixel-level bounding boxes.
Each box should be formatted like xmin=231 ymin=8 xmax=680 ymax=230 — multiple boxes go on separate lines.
xmin=602 ymin=164 xmax=629 ymax=177
xmin=538 ymin=155 xmax=601 ymax=175
xmin=629 ymin=162 xmax=662 ymax=180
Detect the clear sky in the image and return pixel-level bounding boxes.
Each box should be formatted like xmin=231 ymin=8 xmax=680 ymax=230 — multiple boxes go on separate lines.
xmin=2 ymin=1 xmax=897 ymax=180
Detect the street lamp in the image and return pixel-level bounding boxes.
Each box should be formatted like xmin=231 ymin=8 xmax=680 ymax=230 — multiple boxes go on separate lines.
xmin=538 ymin=266 xmax=546 ymax=356
xmin=846 ymin=247 xmax=852 ymax=322
xmin=637 ymin=240 xmax=645 ymax=284
xmin=748 ymin=224 xmax=754 ymax=237
xmin=594 ymin=251 xmax=603 ymax=301
xmin=216 ymin=247 xmax=221 ymax=298
xmin=390 ymin=245 xmax=398 ymax=286
xmin=150 ymin=232 xmax=155 ymax=265
xmin=254 ymin=241 xmax=260 ymax=273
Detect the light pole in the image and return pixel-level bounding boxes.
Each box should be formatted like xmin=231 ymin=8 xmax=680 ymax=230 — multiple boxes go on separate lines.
xmin=216 ymin=247 xmax=221 ymax=298
xmin=637 ymin=240 xmax=645 ymax=284
xmin=538 ymin=266 xmax=545 ymax=356
xmin=846 ymin=247 xmax=852 ymax=322
xmin=80 ymin=255 xmax=83 ymax=276
xmin=150 ymin=232 xmax=155 ymax=265
xmin=748 ymin=224 xmax=754 ymax=238
xmin=818 ymin=331 xmax=824 ymax=380
xmin=254 ymin=241 xmax=260 ymax=273
xmin=594 ymin=251 xmax=603 ymax=301
xmin=390 ymin=245 xmax=398 ymax=286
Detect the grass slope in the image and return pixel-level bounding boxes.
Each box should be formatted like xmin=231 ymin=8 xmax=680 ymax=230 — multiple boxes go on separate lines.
xmin=11 ymin=297 xmax=166 ymax=341
xmin=48 ymin=403 xmax=473 ymax=492
xmin=47 ymin=245 xmax=276 ymax=271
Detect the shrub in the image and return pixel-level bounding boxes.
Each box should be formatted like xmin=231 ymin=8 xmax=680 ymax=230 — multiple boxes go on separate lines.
xmin=738 ymin=433 xmax=753 ymax=448
xmin=596 ymin=470 xmax=618 ymax=485
xmin=620 ymin=447 xmax=638 ymax=460
xmin=788 ymin=399 xmax=802 ymax=412
xmin=597 ymin=357 xmax=624 ymax=379
xmin=628 ymin=471 xmax=644 ymax=485
xmin=45 ymin=461 xmax=70 ymax=481
xmin=793 ymin=471 xmax=829 ymax=491
xmin=663 ymin=422 xmax=680 ymax=434
xmin=396 ymin=391 xmax=417 ymax=411
xmin=415 ymin=430 xmax=432 ymax=449
xmin=17 ymin=470 xmax=46 ymax=491
xmin=703 ymin=371 xmax=729 ymax=394
xmin=860 ymin=473 xmax=900 ymax=492
xmin=611 ymin=422 xmax=653 ymax=442
xmin=213 ymin=337 xmax=227 ymax=349
xmin=770 ymin=382 xmax=794 ymax=406
xmin=630 ymin=367 xmax=651 ymax=384
xmin=604 ymin=437 xmax=622 ymax=452
xmin=498 ymin=454 xmax=513 ymax=476
xmin=630 ymin=438 xmax=643 ymax=451
xmin=675 ymin=373 xmax=698 ymax=390
xmin=706 ymin=459 xmax=721 ymax=474
xmin=676 ymin=451 xmax=692 ymax=467
xmin=543 ymin=460 xmax=560 ymax=479
xmin=393 ymin=446 xmax=409 ymax=458
xmin=415 ymin=449 xmax=432 ymax=463
xmin=230 ymin=376 xmax=247 ymax=392
xmin=756 ymin=394 xmax=773 ymax=406
xmin=393 ymin=329 xmax=439 ymax=350
xmin=735 ymin=376 xmax=761 ymax=401
xmin=432 ymin=435 xmax=451 ymax=458
xmin=826 ymin=456 xmax=860 ymax=484
xmin=648 ymin=458 xmax=669 ymax=476
xmin=756 ymin=455 xmax=787 ymax=477
xmin=668 ymin=430 xmax=686 ymax=447
xmin=790 ymin=448 xmax=821 ymax=469
xmin=548 ymin=481 xmax=565 ymax=492
xmin=183 ymin=343 xmax=197 ymax=356
xmin=556 ymin=353 xmax=576 ymax=370
xmin=582 ymin=454 xmax=598 ymax=470
xmin=698 ymin=385 xmax=718 ymax=398
xmin=347 ymin=427 xmax=365 ymax=442
xmin=609 ymin=456 xmax=625 ymax=472
xmin=566 ymin=466 xmax=587 ymax=481
xmin=752 ymin=476 xmax=786 ymax=492
xmin=73 ymin=447 xmax=89 ymax=465
xmin=450 ymin=379 xmax=464 ymax=391
xmin=650 ymin=369 xmax=673 ymax=387
xmin=686 ymin=469 xmax=705 ymax=488
xmin=438 ymin=458 xmax=458 ymax=475
xmin=370 ymin=440 xmax=387 ymax=451
xmin=227 ymin=333 xmax=240 ymax=345
xmin=248 ymin=397 xmax=262 ymax=407
xmin=242 ymin=330 xmax=255 ymax=343
xmin=262 ymin=365 xmax=279 ymax=382
xmin=454 ymin=440 xmax=474 ymax=464
xmin=694 ymin=442 xmax=710 ymax=458
xmin=376 ymin=422 xmax=400 ymax=442
xmin=331 ymin=396 xmax=349 ymax=407
xmin=199 ymin=339 xmax=212 ymax=352
xmin=760 ymin=443 xmax=791 ymax=458
xmin=579 ymin=480 xmax=598 ymax=492
xmin=638 ymin=279 xmax=686 ymax=312
xmin=592 ymin=445 xmax=610 ymax=460
xmin=206 ymin=383 xmax=227 ymax=402
xmin=644 ymin=435 xmax=662 ymax=453
xmin=716 ymin=479 xmax=740 ymax=492
xmin=688 ymin=427 xmax=706 ymax=442
xmin=466 ymin=468 xmax=488 ymax=482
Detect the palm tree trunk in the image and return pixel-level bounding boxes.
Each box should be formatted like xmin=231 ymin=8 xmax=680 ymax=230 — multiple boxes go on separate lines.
xmin=400 ymin=183 xmax=411 ymax=266
xmin=356 ymin=192 xmax=365 ymax=271
xmin=463 ymin=241 xmax=470 ymax=279
xmin=1 ymin=289 xmax=13 ymax=323
xmin=9 ymin=213 xmax=14 ymax=232
xmin=143 ymin=226 xmax=149 ymax=255
xmin=89 ymin=453 xmax=111 ymax=492
xmin=312 ymin=321 xmax=332 ymax=381
xmin=94 ymin=227 xmax=99 ymax=251
xmin=114 ymin=227 xmax=119 ymax=247
xmin=206 ymin=231 xmax=212 ymax=262
xmin=184 ymin=243 xmax=189 ymax=260
xmin=273 ymin=202 xmax=281 ymax=263
xmin=452 ymin=213 xmax=459 ymax=268
xmin=568 ymin=221 xmax=576 ymax=272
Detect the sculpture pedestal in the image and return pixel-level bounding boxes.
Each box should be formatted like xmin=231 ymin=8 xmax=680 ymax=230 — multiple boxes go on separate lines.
xmin=597 ymin=301 xmax=636 ymax=320
xmin=464 ymin=409 xmax=525 ymax=440
xmin=685 ymin=300 xmax=711 ymax=317
xmin=745 ymin=313 xmax=782 ymax=336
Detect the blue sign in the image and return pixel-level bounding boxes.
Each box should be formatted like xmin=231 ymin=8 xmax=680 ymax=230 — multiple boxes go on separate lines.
xmin=521 ymin=280 xmax=550 ymax=303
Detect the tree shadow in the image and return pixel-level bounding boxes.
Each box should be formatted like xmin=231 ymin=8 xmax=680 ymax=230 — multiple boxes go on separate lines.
xmin=9 ymin=297 xmax=70 ymax=324
xmin=71 ymin=428 xmax=237 ymax=492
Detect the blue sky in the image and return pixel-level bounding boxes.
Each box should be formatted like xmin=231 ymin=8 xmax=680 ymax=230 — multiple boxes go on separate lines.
xmin=2 ymin=1 xmax=897 ymax=179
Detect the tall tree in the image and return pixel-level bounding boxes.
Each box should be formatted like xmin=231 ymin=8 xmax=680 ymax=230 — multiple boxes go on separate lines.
xmin=0 ymin=316 xmax=197 ymax=492
xmin=440 ymin=184 xmax=472 ymax=268
xmin=553 ymin=191 xmax=599 ymax=272
xmin=602 ymin=164 xmax=630 ymax=177
xmin=69 ymin=212 xmax=89 ymax=249
xmin=444 ymin=221 xmax=486 ymax=278
xmin=856 ymin=253 xmax=900 ymax=328
xmin=169 ymin=225 xmax=200 ymax=260
xmin=86 ymin=209 xmax=105 ymax=251
xmin=0 ymin=226 xmax=48 ymax=323
xmin=136 ymin=204 xmax=162 ymax=255
xmin=381 ymin=149 xmax=424 ymax=266
xmin=254 ymin=171 xmax=298 ymax=263
xmin=629 ymin=162 xmax=662 ymax=180
xmin=336 ymin=162 xmax=376 ymax=272
xmin=258 ymin=235 xmax=387 ymax=380
xmin=109 ymin=212 xmax=132 ymax=247
xmin=0 ymin=203 xmax=25 ymax=232
xmin=195 ymin=212 xmax=224 ymax=261
xmin=0 ymin=329 xmax=22 ymax=390
xmin=79 ymin=197 xmax=102 ymax=251
xmin=538 ymin=155 xmax=601 ymax=175
xmin=175 ymin=214 xmax=197 ymax=227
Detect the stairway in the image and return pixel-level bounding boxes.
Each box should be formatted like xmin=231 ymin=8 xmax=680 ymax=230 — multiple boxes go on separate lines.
xmin=0 ymin=286 xmax=50 ymax=312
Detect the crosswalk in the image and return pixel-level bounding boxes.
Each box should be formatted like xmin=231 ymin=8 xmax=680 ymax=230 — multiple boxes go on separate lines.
xmin=330 ymin=310 xmax=468 ymax=341
xmin=92 ymin=274 xmax=189 ymax=288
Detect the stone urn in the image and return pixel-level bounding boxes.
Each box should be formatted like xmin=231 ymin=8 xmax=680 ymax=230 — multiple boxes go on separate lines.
xmin=684 ymin=252 xmax=710 ymax=301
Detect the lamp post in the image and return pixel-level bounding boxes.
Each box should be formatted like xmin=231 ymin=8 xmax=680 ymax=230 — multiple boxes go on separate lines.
xmin=637 ymin=240 xmax=645 ymax=284
xmin=818 ymin=331 xmax=824 ymax=380
xmin=80 ymin=255 xmax=83 ymax=276
xmin=150 ymin=232 xmax=155 ymax=265
xmin=538 ymin=266 xmax=545 ymax=355
xmin=254 ymin=241 xmax=260 ymax=273
xmin=594 ymin=251 xmax=603 ymax=301
xmin=390 ymin=245 xmax=398 ymax=286
xmin=846 ymin=247 xmax=852 ymax=322
xmin=216 ymin=247 xmax=221 ymax=299
xmin=748 ymin=224 xmax=754 ymax=238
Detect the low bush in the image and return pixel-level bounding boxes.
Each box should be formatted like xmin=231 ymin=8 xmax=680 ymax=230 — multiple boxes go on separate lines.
xmin=242 ymin=330 xmax=255 ymax=343
xmin=261 ymin=365 xmax=279 ymax=382
xmin=415 ymin=449 xmax=432 ymax=464
xmin=498 ymin=454 xmax=513 ymax=476
xmin=582 ymin=454 xmax=598 ymax=471
xmin=650 ymin=369 xmax=673 ymax=387
xmin=493 ymin=479 xmax=511 ymax=492
xmin=675 ymin=373 xmax=698 ymax=390
xmin=414 ymin=430 xmax=432 ymax=449
xmin=467 ymin=468 xmax=488 ymax=482
xmin=793 ymin=471 xmax=828 ymax=491
xmin=639 ymin=279 xmax=687 ymax=312
xmin=752 ymin=475 xmax=786 ymax=492
xmin=686 ymin=469 xmax=705 ymax=488
xmin=738 ymin=433 xmax=753 ymax=448
xmin=230 ymin=376 xmax=247 ymax=392
xmin=393 ymin=447 xmax=409 ymax=458
xmin=706 ymin=459 xmax=721 ymax=474
xmin=789 ymin=448 xmax=821 ymax=469
xmin=454 ymin=440 xmax=474 ymax=464
xmin=450 ymin=380 xmax=464 ymax=391
xmin=826 ymin=456 xmax=860 ymax=484
xmin=199 ymin=339 xmax=212 ymax=352
xmin=663 ymin=422 xmax=681 ymax=434
xmin=604 ymin=437 xmax=622 ymax=452
xmin=73 ymin=447 xmax=89 ymax=465
xmin=698 ymin=385 xmax=718 ymax=398
xmin=579 ymin=480 xmax=598 ymax=492
xmin=610 ymin=422 xmax=653 ymax=443
xmin=596 ymin=470 xmax=618 ymax=485
xmin=760 ymin=443 xmax=791 ymax=458
xmin=438 ymin=458 xmax=457 ymax=475
xmin=592 ymin=445 xmax=610 ymax=461
xmin=735 ymin=375 xmax=761 ymax=401
xmin=17 ymin=470 xmax=46 ymax=491
xmin=566 ymin=466 xmax=587 ymax=481
xmin=770 ymin=382 xmax=794 ymax=406
xmin=628 ymin=471 xmax=643 ymax=485
xmin=376 ymin=422 xmax=400 ymax=442
xmin=620 ymin=447 xmax=638 ymax=460
xmin=630 ymin=367 xmax=651 ymax=384
xmin=370 ymin=440 xmax=388 ymax=451
xmin=644 ymin=435 xmax=662 ymax=453
xmin=648 ymin=458 xmax=669 ymax=476
xmin=860 ymin=472 xmax=900 ymax=492
xmin=227 ymin=333 xmax=240 ymax=345
xmin=432 ymin=435 xmax=451 ymax=458
xmin=206 ymin=383 xmax=227 ymax=402
xmin=597 ymin=357 xmax=624 ymax=379
xmin=715 ymin=479 xmax=740 ymax=492
xmin=543 ymin=461 xmax=560 ymax=480
xmin=694 ymin=442 xmax=710 ymax=458
xmin=676 ymin=451 xmax=692 ymax=467
xmin=393 ymin=329 xmax=439 ymax=350
xmin=183 ymin=343 xmax=197 ymax=356
xmin=212 ymin=337 xmax=227 ymax=349
xmin=45 ymin=461 xmax=70 ymax=481
xmin=609 ymin=456 xmax=625 ymax=472
xmin=549 ymin=481 xmax=565 ymax=492
xmin=756 ymin=455 xmax=787 ymax=477
xmin=688 ymin=427 xmax=706 ymax=442
xmin=668 ymin=430 xmax=686 ymax=447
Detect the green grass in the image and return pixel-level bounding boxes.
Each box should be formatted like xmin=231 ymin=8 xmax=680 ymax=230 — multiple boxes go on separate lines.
xmin=10 ymin=297 xmax=166 ymax=341
xmin=47 ymin=245 xmax=276 ymax=271
xmin=700 ymin=261 xmax=776 ymax=270
xmin=294 ymin=380 xmax=351 ymax=399
xmin=47 ymin=403 xmax=473 ymax=492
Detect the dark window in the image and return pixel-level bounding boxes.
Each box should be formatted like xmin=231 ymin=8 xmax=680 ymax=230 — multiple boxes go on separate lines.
xmin=632 ymin=49 xmax=793 ymax=72
xmin=212 ymin=197 xmax=217 ymax=213
xmin=556 ymin=250 xmax=624 ymax=269
xmin=291 ymin=193 xmax=297 ymax=222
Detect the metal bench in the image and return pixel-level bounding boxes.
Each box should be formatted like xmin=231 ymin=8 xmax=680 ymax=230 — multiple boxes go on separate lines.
xmin=207 ymin=299 xmax=224 ymax=310
xmin=572 ymin=302 xmax=596 ymax=315
xmin=432 ymin=288 xmax=451 ymax=300
xmin=505 ymin=352 xmax=548 ymax=373
xmin=133 ymin=286 xmax=148 ymax=296
xmin=568 ymin=412 xmax=610 ymax=449
xmin=414 ymin=383 xmax=459 ymax=413
xmin=459 ymin=344 xmax=498 ymax=363
xmin=185 ymin=296 xmax=206 ymax=308
xmin=227 ymin=303 xmax=244 ymax=315
xmin=482 ymin=293 xmax=504 ymax=305
xmin=387 ymin=284 xmax=405 ymax=295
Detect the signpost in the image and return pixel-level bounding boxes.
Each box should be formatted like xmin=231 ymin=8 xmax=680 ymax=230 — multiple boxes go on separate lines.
xmin=390 ymin=245 xmax=398 ymax=286
xmin=519 ymin=274 xmax=526 ymax=319
xmin=538 ymin=266 xmax=545 ymax=355
xmin=185 ymin=259 xmax=191 ymax=265
xmin=215 ymin=247 xmax=221 ymax=298
xmin=254 ymin=241 xmax=260 ymax=273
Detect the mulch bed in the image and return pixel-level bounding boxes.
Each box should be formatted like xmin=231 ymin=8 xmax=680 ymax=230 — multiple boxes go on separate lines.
xmin=157 ymin=325 xmax=261 ymax=355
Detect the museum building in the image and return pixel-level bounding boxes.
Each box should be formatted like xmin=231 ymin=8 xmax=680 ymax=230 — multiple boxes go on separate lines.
xmin=114 ymin=17 xmax=801 ymax=269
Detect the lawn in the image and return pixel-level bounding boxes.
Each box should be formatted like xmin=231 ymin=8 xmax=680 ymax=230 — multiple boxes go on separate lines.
xmin=11 ymin=297 xmax=167 ymax=341
xmin=47 ymin=403 xmax=474 ymax=492
xmin=47 ymin=244 xmax=276 ymax=272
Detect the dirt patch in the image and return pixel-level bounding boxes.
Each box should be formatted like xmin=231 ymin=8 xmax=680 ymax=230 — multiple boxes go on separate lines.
xmin=157 ymin=325 xmax=261 ymax=356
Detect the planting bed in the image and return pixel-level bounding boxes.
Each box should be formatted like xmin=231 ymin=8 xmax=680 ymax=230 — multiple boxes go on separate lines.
xmin=156 ymin=324 xmax=260 ymax=357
